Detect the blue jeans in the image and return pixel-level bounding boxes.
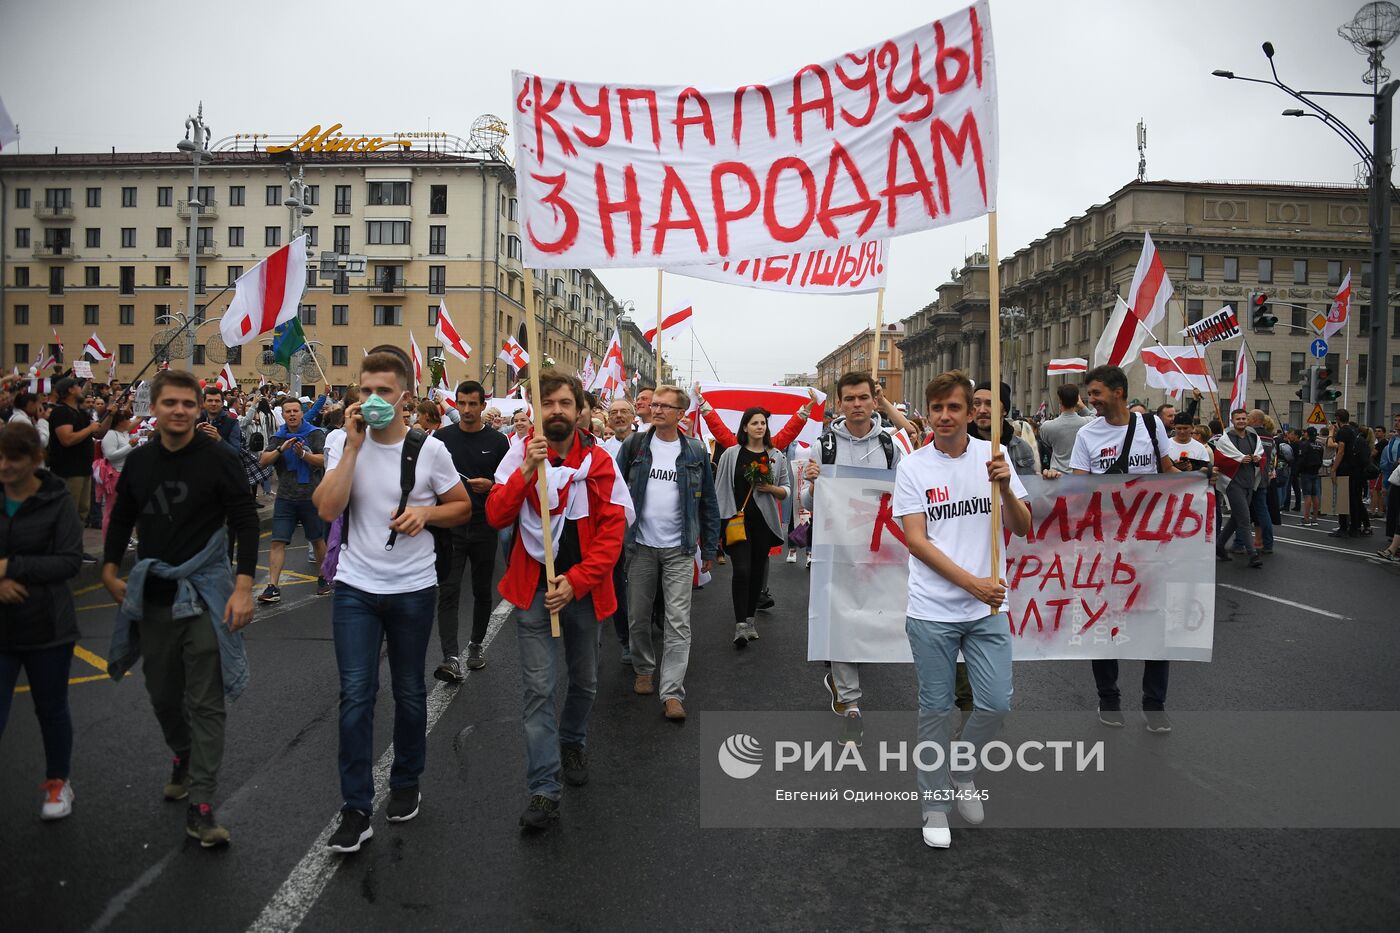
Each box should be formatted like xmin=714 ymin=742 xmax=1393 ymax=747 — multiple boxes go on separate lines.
xmin=0 ymin=644 xmax=75 ymax=780
xmin=271 ymin=496 xmax=325 ymax=544
xmin=516 ymin=589 xmax=599 ymax=800
xmin=1250 ymin=486 xmax=1274 ymax=549
xmin=906 ymin=613 xmax=1012 ymax=814
xmin=332 ymin=582 xmax=437 ymax=814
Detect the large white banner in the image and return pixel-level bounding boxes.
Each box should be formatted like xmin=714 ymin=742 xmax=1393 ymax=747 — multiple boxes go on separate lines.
xmin=511 ymin=2 xmax=997 ymax=269
xmin=697 ymin=382 xmax=827 ymax=449
xmin=672 ymin=238 xmax=887 ymax=294
xmin=809 ymin=466 xmax=1216 ymax=663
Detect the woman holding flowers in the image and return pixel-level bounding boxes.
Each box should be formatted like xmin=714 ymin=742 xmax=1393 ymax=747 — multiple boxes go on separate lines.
xmin=715 ymin=408 xmax=792 ymax=648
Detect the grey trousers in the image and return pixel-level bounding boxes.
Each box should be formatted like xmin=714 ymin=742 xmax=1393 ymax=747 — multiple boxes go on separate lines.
xmin=1219 ymin=483 xmax=1258 ymax=557
xmin=627 ymin=544 xmax=695 ymax=703
xmin=831 ymin=661 xmax=862 ymax=707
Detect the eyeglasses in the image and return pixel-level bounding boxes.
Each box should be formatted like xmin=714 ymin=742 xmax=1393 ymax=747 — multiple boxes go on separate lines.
xmin=651 ymin=403 xmax=683 ymax=412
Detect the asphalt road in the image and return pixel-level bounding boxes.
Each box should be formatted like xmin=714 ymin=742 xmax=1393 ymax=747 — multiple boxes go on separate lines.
xmin=2 ymin=507 xmax=1398 ymax=933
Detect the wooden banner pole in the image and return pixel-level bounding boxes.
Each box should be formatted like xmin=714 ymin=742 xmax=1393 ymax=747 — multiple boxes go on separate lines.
xmin=520 ymin=265 xmax=561 ymax=637
xmin=987 ymin=211 xmax=1005 ymax=578
xmin=871 ymin=287 xmax=886 ymax=386
xmin=655 ymin=269 xmax=665 ymax=388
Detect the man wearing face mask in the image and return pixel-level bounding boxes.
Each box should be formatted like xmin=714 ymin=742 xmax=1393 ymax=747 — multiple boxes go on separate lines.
xmin=314 ymin=351 xmax=472 ymax=854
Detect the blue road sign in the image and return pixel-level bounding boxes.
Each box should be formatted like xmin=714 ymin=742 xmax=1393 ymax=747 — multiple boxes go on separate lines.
xmin=1310 ymin=338 xmax=1328 ymax=358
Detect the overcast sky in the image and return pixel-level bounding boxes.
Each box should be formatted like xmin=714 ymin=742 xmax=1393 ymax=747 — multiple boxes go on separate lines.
xmin=0 ymin=0 xmax=1373 ymax=384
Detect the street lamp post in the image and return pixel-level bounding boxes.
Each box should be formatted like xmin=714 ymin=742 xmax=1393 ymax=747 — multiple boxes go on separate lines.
xmin=177 ymin=104 xmax=213 ymax=334
xmin=1213 ymin=3 xmax=1400 ymax=426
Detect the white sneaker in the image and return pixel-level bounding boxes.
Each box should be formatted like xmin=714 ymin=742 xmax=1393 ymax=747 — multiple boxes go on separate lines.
xmin=921 ymin=811 xmax=951 ymax=848
xmin=40 ymin=779 xmax=73 ymax=820
xmin=308 ymin=547 xmax=318 ymax=564
xmin=733 ymin=623 xmax=748 ymax=649
xmin=744 ymin=618 xmax=759 ymax=641
xmin=785 ymin=550 xmax=798 ymax=564
xmin=952 ymin=779 xmax=984 ymax=825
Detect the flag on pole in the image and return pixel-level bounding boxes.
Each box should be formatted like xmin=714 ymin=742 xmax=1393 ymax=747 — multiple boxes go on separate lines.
xmin=218 ymin=235 xmax=309 ymax=347
xmin=579 ymin=355 xmax=596 ymax=390
xmin=216 ymin=363 xmax=238 ymax=392
xmin=590 ymin=330 xmax=626 ymax=397
xmin=1181 ymin=305 xmax=1241 ymax=346
xmin=271 ymin=317 xmax=307 ymax=369
xmin=51 ymin=328 xmax=65 ymax=363
xmin=31 ymin=351 xmax=56 ymax=375
xmin=1321 ymin=271 xmax=1351 ymax=340
xmin=642 ymin=304 xmax=694 ymax=346
xmin=29 ymin=377 xmax=51 ymax=394
xmin=1046 ymin=357 xmax=1088 ymax=375
xmin=436 ymin=366 xmax=455 ymax=409
xmin=1139 ymin=345 xmax=1216 ymax=393
xmin=83 ymin=333 xmax=113 ymax=361
xmin=1093 ymin=232 xmax=1173 ymax=367
xmin=409 ymin=331 xmax=424 ymax=388
xmin=1229 ymin=340 xmax=1249 ymax=413
xmin=500 ymin=336 xmax=530 ymax=370
xmin=0 ymin=95 xmax=18 ymax=151
xmin=435 ymin=302 xmax=473 ymax=364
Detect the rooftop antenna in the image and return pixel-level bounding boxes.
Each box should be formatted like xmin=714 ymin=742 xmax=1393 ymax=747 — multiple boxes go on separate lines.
xmin=1136 ymin=118 xmax=1148 ymax=182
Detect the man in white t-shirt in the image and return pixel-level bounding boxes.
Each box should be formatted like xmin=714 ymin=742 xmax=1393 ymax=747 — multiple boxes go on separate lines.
xmin=1068 ymin=364 xmax=1178 ymax=735
xmin=893 ymin=369 xmax=1031 ymax=850
xmin=1165 ymin=412 xmax=1211 ymax=472
xmin=313 ymin=351 xmax=471 ymax=854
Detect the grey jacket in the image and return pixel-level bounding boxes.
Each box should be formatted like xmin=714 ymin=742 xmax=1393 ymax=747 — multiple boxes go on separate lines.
xmin=715 ymin=445 xmax=793 ymax=542
xmin=801 ymin=417 xmax=905 ymax=510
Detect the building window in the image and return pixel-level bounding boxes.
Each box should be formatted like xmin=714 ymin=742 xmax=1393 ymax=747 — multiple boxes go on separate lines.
xmin=14 ymin=267 xmax=28 ymax=287
xmin=49 ymin=267 xmax=64 ymax=295
xmin=330 ymin=272 xmax=347 ymax=295
xmin=122 ymin=187 xmax=137 ymax=208
xmin=153 ymin=303 xmax=170 ymax=323
xmin=14 ymin=305 xmax=28 ymax=325
xmin=373 ymin=305 xmax=402 ymax=326
xmin=1185 ymin=299 xmax=1203 ymax=324
xmin=154 ymin=266 xmax=172 ymax=287
xmin=332 ymin=345 xmax=348 ymax=366
xmin=229 ymin=185 xmax=245 ymax=206
xmin=1293 ymin=259 xmax=1308 ymax=284
xmin=120 ymin=267 xmax=135 ymax=295
xmin=1059 ymin=321 xmax=1069 ymax=346
xmin=84 ymin=266 xmax=99 ymax=287
xmin=121 ymin=227 xmax=136 ymax=248
xmin=1257 ymin=257 xmax=1273 ymax=283
xmin=227 ymin=226 xmax=244 ymax=247
xmin=1358 ymin=353 xmax=1368 ymax=384
xmin=49 ymin=304 xmax=64 ymax=325
xmin=1187 ymin=255 xmax=1204 ymax=280
xmin=299 ymin=303 xmax=316 ymax=325
xmin=1254 ymin=351 xmax=1271 ymax=383
xmin=14 ymin=227 xmax=29 ymax=249
xmin=429 ymin=225 xmax=446 ymax=254
xmin=191 ymin=344 xmax=205 ymax=366
xmin=15 ymin=188 xmax=30 ymax=209
xmin=333 ymin=225 xmax=350 ymax=254
xmin=266 ymin=185 xmax=282 ymax=206
xmin=156 ymin=227 xmax=172 ymax=248
xmin=1219 ymin=349 xmax=1237 ymax=383
xmin=86 ymin=187 xmax=101 ymax=208
xmin=366 ymin=220 xmax=409 ymax=244
xmin=117 ymin=344 xmax=133 ymax=365
xmin=265 ymin=227 xmax=281 ymax=248
xmin=119 ymin=304 xmax=134 ymax=326
xmin=84 ymin=304 xmax=99 ymax=326
xmin=227 ymin=265 xmax=242 ymax=286
xmin=1223 ymin=257 xmax=1239 ymax=283
xmin=430 ymin=185 xmax=447 ymax=214
xmin=304 ymin=225 xmax=318 ymax=247
xmin=1079 ymin=314 xmax=1090 ymax=341
xmin=85 ymin=227 xmax=100 ymax=248
xmin=334 ymin=185 xmax=351 ymax=214
xmin=367 ymin=181 xmax=410 ymax=205
xmin=1326 ymin=352 xmax=1339 ymax=376
xmin=14 ymin=344 xmax=28 ymax=366
xmin=1394 ymin=312 xmax=1400 ymax=337
xmin=508 ymin=197 xmax=518 ymax=221
xmin=1291 ymin=305 xmax=1307 ymax=331
xmin=1362 ymin=261 xmax=1373 ymax=288
xmin=428 ymin=303 xmax=439 ymax=326
xmin=1327 ymin=260 xmax=1342 ymax=287
xmin=507 ymin=235 xmax=522 ymax=260
xmin=333 ymin=304 xmax=349 ymax=326
xmin=428 ymin=265 xmax=446 ymax=294
xmin=303 ymin=185 xmax=319 ymax=206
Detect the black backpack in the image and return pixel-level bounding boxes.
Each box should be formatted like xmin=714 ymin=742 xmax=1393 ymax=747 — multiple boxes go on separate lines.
xmin=820 ymin=429 xmax=896 ymax=468
xmin=1298 ymin=440 xmax=1324 ymax=472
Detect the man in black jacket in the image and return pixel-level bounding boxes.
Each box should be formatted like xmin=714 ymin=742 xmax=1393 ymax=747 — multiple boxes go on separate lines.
xmin=102 ymin=370 xmax=258 ymax=848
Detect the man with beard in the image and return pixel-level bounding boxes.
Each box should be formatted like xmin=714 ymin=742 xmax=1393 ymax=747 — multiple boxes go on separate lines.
xmin=970 ymin=381 xmax=1039 ymax=477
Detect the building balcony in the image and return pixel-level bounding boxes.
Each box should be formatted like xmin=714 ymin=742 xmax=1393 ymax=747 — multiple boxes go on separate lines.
xmin=177 ymin=199 xmax=220 ymax=219
xmin=176 ymin=240 xmax=220 ymax=258
xmin=33 ymin=244 xmax=75 ymax=260
xmin=34 ymin=204 xmax=75 ymax=222
xmin=373 ymin=280 xmax=405 ymax=294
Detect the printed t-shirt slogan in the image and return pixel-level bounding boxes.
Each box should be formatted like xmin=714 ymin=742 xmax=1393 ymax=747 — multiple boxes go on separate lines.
xmin=511 ymin=1 xmax=997 ymax=268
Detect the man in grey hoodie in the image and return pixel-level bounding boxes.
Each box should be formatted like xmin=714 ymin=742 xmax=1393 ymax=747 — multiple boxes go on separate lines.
xmin=803 ymin=372 xmax=902 ymax=746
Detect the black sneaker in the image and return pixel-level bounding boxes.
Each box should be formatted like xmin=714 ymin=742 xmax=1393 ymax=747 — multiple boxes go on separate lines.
xmin=1216 ymin=551 xmax=1232 ymax=562
xmin=839 ymin=710 xmax=864 ymax=747
xmin=315 ymin=576 xmax=332 ymax=596
xmin=81 ymin=553 xmax=98 ymax=565
xmin=1098 ymin=707 xmax=1126 ymax=728
xmin=386 ymin=786 xmax=420 ymax=823
xmin=433 ymin=656 xmax=465 ymax=684
xmin=1144 ymin=711 xmax=1174 ymax=734
xmin=257 ymin=585 xmax=281 ymax=604
xmin=326 ymin=809 xmax=373 ymax=853
xmin=1248 ymin=555 xmax=1264 ymax=568
xmin=757 ymin=590 xmax=776 ymax=612
xmin=464 ymin=642 xmax=486 ymax=671
xmin=185 ymin=803 xmax=230 ymax=848
xmin=519 ymin=794 xmax=559 ymax=831
xmin=163 ymin=754 xmax=190 ymax=801
xmin=561 ymin=744 xmax=589 ymax=787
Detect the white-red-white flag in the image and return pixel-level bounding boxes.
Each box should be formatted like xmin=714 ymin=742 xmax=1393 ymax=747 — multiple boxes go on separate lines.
xmin=83 ymin=333 xmax=113 ymax=361
xmin=435 ymin=366 xmax=456 ymax=409
xmin=219 ymin=235 xmax=309 ymax=347
xmin=695 ymin=381 xmax=828 ymax=449
xmin=1321 ymin=271 xmax=1351 ymax=340
xmin=579 ymin=355 xmax=596 ymax=389
xmin=642 ymin=304 xmax=694 ymax=347
xmin=1094 ymin=232 xmax=1173 ymax=367
xmin=1229 ymin=341 xmax=1249 ymax=414
xmin=590 ymin=330 xmax=626 ymax=396
xmin=0 ymin=96 xmax=18 ymax=151
xmin=500 ymin=336 xmax=530 ymax=370
xmin=29 ymin=377 xmax=51 ymax=394
xmin=435 ymin=302 xmax=472 ymax=364
xmin=51 ymin=328 xmax=65 ymax=362
xmin=216 ymin=363 xmax=238 ymax=392
xmin=409 ymin=331 xmax=424 ymax=388
xmin=1140 ymin=345 xmax=1216 ymax=393
xmin=1046 ymin=357 xmax=1088 ymax=375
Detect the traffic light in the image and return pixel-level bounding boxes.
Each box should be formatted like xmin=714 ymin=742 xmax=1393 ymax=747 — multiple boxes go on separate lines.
xmin=1249 ymin=291 xmax=1277 ymax=330
xmin=1296 ymin=365 xmax=1316 ymax=401
xmin=1316 ymin=368 xmax=1341 ymax=403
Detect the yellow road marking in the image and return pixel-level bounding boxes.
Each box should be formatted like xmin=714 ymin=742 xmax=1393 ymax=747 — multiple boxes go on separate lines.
xmin=14 ymin=671 xmax=127 ymax=694
xmin=73 ymin=645 xmax=108 ymax=673
xmin=73 ymin=582 xmax=107 ymax=596
xmin=78 ymin=602 xmax=118 ymax=612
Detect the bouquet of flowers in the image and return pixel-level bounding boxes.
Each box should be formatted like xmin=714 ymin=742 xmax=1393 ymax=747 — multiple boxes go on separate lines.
xmin=743 ymin=455 xmax=772 ymax=488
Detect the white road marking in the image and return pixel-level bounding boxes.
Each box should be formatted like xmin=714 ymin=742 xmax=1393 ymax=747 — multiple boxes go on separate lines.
xmin=1217 ymin=583 xmax=1349 ymax=620
xmin=1271 ymin=535 xmax=1377 ymax=559
xmin=247 ymin=598 xmax=515 ymax=933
